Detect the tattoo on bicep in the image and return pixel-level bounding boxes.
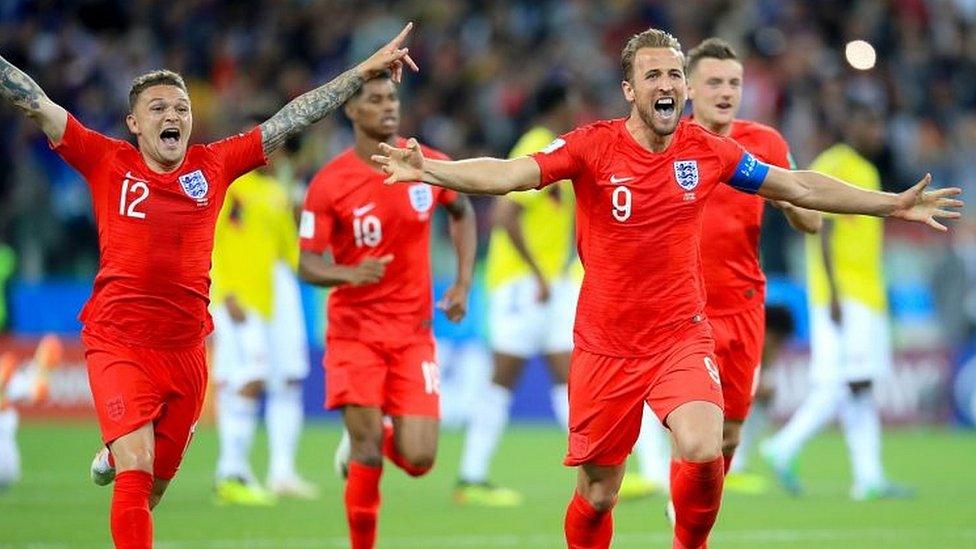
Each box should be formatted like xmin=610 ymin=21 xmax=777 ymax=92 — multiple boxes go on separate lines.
xmin=0 ymin=56 xmax=45 ymax=113
xmin=260 ymin=69 xmax=364 ymax=154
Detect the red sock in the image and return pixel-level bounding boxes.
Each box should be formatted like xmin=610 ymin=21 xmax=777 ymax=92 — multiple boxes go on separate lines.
xmin=382 ymin=423 xmax=431 ymax=477
xmin=564 ymin=490 xmax=614 ymax=549
xmin=723 ymin=453 xmax=733 ymax=475
xmin=345 ymin=461 xmax=383 ymax=549
xmin=670 ymin=457 xmax=724 ymax=549
xmin=111 ymin=470 xmax=153 ymax=549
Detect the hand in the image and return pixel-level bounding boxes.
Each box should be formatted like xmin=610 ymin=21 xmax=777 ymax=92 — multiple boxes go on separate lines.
xmin=354 ymin=22 xmax=420 ymax=84
xmin=890 ymin=173 xmax=964 ymax=231
xmin=345 ymin=254 xmax=394 ymax=286
xmin=533 ymin=273 xmax=551 ymax=303
xmin=225 ymin=295 xmax=247 ymax=324
xmin=436 ymin=282 xmax=470 ymax=323
xmin=829 ymin=298 xmax=843 ymax=326
xmin=372 ymin=138 xmax=425 ymax=184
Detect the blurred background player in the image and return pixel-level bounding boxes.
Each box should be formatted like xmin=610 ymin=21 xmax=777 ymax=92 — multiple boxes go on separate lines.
xmin=298 ymin=71 xmax=476 ymax=549
xmin=762 ymin=102 xmax=914 ymax=500
xmin=724 ymin=304 xmax=795 ymax=493
xmin=0 ymin=335 xmax=61 ymax=490
xmin=454 ymin=81 xmax=582 ymax=507
xmin=210 ymin=132 xmax=315 ymax=505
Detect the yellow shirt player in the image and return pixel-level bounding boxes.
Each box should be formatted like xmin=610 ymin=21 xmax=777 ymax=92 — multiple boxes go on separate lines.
xmin=456 ymin=83 xmax=581 ymax=507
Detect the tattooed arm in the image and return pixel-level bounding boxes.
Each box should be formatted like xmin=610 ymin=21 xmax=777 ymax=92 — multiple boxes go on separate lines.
xmin=0 ymin=54 xmax=67 ymax=142
xmin=259 ymin=22 xmax=418 ymax=156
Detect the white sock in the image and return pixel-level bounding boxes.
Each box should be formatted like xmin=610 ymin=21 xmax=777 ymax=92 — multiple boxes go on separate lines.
xmin=458 ymin=383 xmax=511 ymax=483
xmin=5 ymin=370 xmax=32 ymax=404
xmin=550 ymin=384 xmax=569 ymax=431
xmin=730 ymin=402 xmax=769 ymax=474
xmin=266 ymin=382 xmax=304 ymax=483
xmin=633 ymin=404 xmax=670 ymax=487
xmin=840 ymin=387 xmax=885 ymax=491
xmin=216 ymin=387 xmax=259 ymax=482
xmin=0 ymin=409 xmax=20 ymax=488
xmin=767 ymin=380 xmax=844 ymax=463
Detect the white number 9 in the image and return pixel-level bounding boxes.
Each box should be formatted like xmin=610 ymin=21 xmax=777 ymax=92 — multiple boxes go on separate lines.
xmin=611 ymin=186 xmax=632 ymax=222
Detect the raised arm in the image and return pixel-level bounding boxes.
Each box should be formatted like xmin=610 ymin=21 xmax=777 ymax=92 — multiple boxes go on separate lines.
xmin=0 ymin=54 xmax=67 ymax=142
xmin=757 ymin=166 xmax=963 ymax=231
xmin=260 ymin=23 xmax=418 ymax=156
xmin=372 ymin=139 xmax=541 ymax=195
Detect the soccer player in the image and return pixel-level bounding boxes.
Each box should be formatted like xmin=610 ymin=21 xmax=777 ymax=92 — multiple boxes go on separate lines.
xmin=210 ymin=149 xmax=315 ymax=504
xmin=0 ymin=24 xmax=416 ymax=548
xmin=455 ymin=82 xmax=581 ymax=507
xmin=298 ymin=71 xmax=476 ymax=549
xmin=686 ymin=38 xmax=822 ymax=473
xmin=761 ymin=102 xmax=913 ymax=500
xmin=372 ymin=28 xmax=961 ymax=548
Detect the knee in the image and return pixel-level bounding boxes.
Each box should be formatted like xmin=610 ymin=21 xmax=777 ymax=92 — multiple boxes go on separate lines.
xmin=399 ymin=449 xmax=435 ymax=477
xmin=349 ymin=431 xmax=384 ymax=468
xmin=578 ymin=485 xmax=618 ymax=513
xmin=676 ymin=433 xmax=722 ymax=462
xmin=239 ymin=380 xmax=265 ymax=398
xmin=113 ymin=446 xmax=154 ymax=473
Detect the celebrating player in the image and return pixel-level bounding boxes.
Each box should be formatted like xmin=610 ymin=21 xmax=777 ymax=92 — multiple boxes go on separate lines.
xmin=297 ymin=71 xmax=476 ymax=549
xmin=0 ymin=23 xmax=417 ymax=549
xmin=372 ymin=28 xmax=962 ymax=549
xmin=687 ymin=38 xmax=821 ymax=471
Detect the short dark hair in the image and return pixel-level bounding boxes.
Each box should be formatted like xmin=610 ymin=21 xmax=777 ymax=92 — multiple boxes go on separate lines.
xmin=349 ymin=70 xmax=394 ymax=100
xmin=620 ymin=28 xmax=683 ymax=82
xmin=686 ymin=37 xmax=739 ymax=75
xmin=534 ymin=81 xmax=569 ymax=117
xmin=765 ymin=304 xmax=796 ymax=338
xmin=128 ymin=70 xmax=188 ymax=112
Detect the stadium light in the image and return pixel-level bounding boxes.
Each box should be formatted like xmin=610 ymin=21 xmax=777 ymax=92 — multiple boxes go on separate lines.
xmin=845 ymin=39 xmax=877 ymax=70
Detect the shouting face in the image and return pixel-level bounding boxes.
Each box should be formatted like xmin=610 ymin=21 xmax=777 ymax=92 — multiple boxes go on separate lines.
xmin=622 ymin=47 xmax=687 ymax=137
xmin=126 ymin=84 xmax=193 ymax=172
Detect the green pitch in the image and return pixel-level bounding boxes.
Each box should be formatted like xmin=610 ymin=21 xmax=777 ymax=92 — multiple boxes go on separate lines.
xmin=1 ymin=423 xmax=974 ymax=548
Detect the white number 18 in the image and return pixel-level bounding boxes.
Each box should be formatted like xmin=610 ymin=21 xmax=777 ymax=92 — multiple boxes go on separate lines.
xmin=611 ymin=186 xmax=632 ymax=222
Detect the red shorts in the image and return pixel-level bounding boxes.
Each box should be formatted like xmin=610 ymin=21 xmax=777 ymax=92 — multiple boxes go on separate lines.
xmin=565 ymin=321 xmax=723 ymax=467
xmin=324 ymin=337 xmax=439 ymax=418
xmin=83 ymin=329 xmax=207 ymax=480
xmin=710 ymin=306 xmax=765 ymax=421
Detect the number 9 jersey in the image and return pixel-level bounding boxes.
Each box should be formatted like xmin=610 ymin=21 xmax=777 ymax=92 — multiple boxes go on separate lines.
xmin=51 ymin=114 xmax=266 ymax=348
xmin=299 ymin=140 xmax=457 ymax=344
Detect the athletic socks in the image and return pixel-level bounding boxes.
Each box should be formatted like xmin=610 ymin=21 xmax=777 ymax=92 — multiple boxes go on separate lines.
xmin=345 ymin=461 xmax=382 ymax=549
xmin=382 ymin=423 xmax=431 ymax=477
xmin=216 ymin=387 xmax=259 ymax=482
xmin=564 ymin=490 xmax=614 ymax=549
xmin=0 ymin=408 xmax=20 ymax=487
xmin=670 ymin=457 xmax=724 ymax=549
xmin=634 ymin=404 xmax=671 ymax=489
xmin=550 ymin=383 xmax=570 ymax=430
xmin=111 ymin=470 xmax=153 ymax=549
xmin=458 ymin=383 xmax=511 ymax=483
xmin=840 ymin=388 xmax=885 ymax=492
xmin=266 ymin=382 xmax=304 ymax=483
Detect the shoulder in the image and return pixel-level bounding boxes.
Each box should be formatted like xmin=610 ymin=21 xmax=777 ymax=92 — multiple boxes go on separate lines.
xmin=416 ymin=141 xmax=450 ymax=161
xmin=682 ymin=120 xmax=740 ymax=155
xmin=732 ymin=119 xmax=787 ymax=146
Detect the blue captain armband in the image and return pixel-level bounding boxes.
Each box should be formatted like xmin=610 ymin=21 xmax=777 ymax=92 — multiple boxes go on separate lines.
xmin=728 ymin=152 xmax=769 ymax=194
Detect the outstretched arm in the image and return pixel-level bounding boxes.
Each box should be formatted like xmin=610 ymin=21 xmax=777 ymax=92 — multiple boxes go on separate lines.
xmin=372 ymin=139 xmax=541 ymax=195
xmin=758 ymin=167 xmax=963 ymax=231
xmin=0 ymin=54 xmax=67 ymax=142
xmin=769 ymin=200 xmax=822 ymax=234
xmin=260 ymin=23 xmax=418 ymax=156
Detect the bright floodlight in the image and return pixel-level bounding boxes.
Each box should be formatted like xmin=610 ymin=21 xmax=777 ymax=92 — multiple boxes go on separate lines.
xmin=845 ymin=40 xmax=877 ymax=70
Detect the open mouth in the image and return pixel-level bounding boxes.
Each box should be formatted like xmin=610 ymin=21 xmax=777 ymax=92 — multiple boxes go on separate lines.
xmin=716 ymin=102 xmax=733 ymax=110
xmin=654 ymin=97 xmax=676 ymax=118
xmin=160 ymin=128 xmax=181 ymax=146
xmin=380 ymin=115 xmax=398 ymax=125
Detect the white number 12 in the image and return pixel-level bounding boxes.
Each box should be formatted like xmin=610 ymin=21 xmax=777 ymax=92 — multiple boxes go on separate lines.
xmin=119 ymin=179 xmax=149 ymax=219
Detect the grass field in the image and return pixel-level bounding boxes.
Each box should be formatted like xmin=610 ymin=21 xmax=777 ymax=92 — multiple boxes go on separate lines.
xmin=1 ymin=422 xmax=975 ymax=548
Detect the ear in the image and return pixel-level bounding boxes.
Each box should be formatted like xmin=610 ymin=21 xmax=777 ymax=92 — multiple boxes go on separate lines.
xmin=125 ymin=113 xmax=139 ymax=135
xmin=621 ymin=80 xmax=635 ymax=104
xmin=344 ymin=100 xmax=356 ymax=120
xmin=687 ymin=81 xmax=697 ymax=101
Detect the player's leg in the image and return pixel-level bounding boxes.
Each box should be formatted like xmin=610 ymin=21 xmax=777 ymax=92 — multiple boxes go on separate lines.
xmin=266 ymin=263 xmax=315 ymax=497
xmin=621 ymin=404 xmax=670 ymax=499
xmin=387 ymin=415 xmax=438 ymax=476
xmin=342 ymin=404 xmax=385 ymax=549
xmin=385 ymin=340 xmax=441 ymax=477
xmin=565 ymin=462 xmax=625 ymax=549
xmin=107 ymin=423 xmax=157 ymax=549
xmin=0 ymin=407 xmax=19 ymax=490
xmin=543 ymin=275 xmax=579 ymax=430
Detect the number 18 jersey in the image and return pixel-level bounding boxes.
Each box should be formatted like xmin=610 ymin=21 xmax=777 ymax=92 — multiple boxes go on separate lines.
xmin=531 ymin=118 xmax=764 ymax=357
xmin=52 ymin=115 xmax=266 ymax=348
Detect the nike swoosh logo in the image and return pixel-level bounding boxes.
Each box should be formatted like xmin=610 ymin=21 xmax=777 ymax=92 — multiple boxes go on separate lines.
xmin=610 ymin=175 xmax=634 ymax=184
xmin=352 ymin=203 xmax=376 ymax=216
xmin=124 ymin=171 xmax=147 ymax=182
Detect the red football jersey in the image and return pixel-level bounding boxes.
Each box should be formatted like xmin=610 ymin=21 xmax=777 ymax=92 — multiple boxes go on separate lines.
xmin=52 ymin=115 xmax=266 ymax=348
xmin=700 ymin=119 xmax=791 ymax=316
xmin=532 ymin=118 xmax=764 ymax=357
xmin=299 ymin=140 xmax=457 ymax=343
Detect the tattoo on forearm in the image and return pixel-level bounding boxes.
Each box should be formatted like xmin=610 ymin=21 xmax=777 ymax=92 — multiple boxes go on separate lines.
xmin=260 ymin=69 xmax=364 ymax=154
xmin=0 ymin=55 xmax=46 ymax=114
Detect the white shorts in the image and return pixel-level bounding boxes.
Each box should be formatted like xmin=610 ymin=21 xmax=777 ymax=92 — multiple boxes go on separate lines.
xmin=488 ymin=275 xmax=579 ymax=358
xmin=809 ymin=300 xmax=891 ymax=383
xmin=269 ymin=263 xmax=310 ymax=384
xmin=212 ymin=305 xmax=271 ymax=390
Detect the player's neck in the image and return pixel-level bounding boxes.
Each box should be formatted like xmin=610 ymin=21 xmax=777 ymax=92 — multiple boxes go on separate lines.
xmin=353 ymin=132 xmax=396 ymax=170
xmin=140 ymin=151 xmax=182 ymax=174
xmin=625 ymin=116 xmax=674 ymax=153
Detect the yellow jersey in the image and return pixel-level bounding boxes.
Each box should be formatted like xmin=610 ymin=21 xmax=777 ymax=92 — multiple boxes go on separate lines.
xmin=485 ymin=126 xmax=582 ymax=289
xmin=804 ymin=144 xmax=887 ymax=312
xmin=211 ymin=170 xmax=299 ymax=318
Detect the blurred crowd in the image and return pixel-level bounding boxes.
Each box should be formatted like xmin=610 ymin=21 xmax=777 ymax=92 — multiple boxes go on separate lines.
xmin=1 ymin=0 xmax=975 ymax=341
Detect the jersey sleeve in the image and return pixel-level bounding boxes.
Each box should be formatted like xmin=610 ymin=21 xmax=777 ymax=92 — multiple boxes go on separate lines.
xmin=529 ymin=128 xmax=588 ymax=189
xmin=714 ymin=133 xmax=770 ymax=194
xmin=768 ymin=130 xmax=792 ymax=170
xmin=50 ymin=115 xmax=120 ymax=181
xmin=209 ymin=127 xmax=268 ymax=186
xmin=299 ymin=174 xmax=335 ymax=254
